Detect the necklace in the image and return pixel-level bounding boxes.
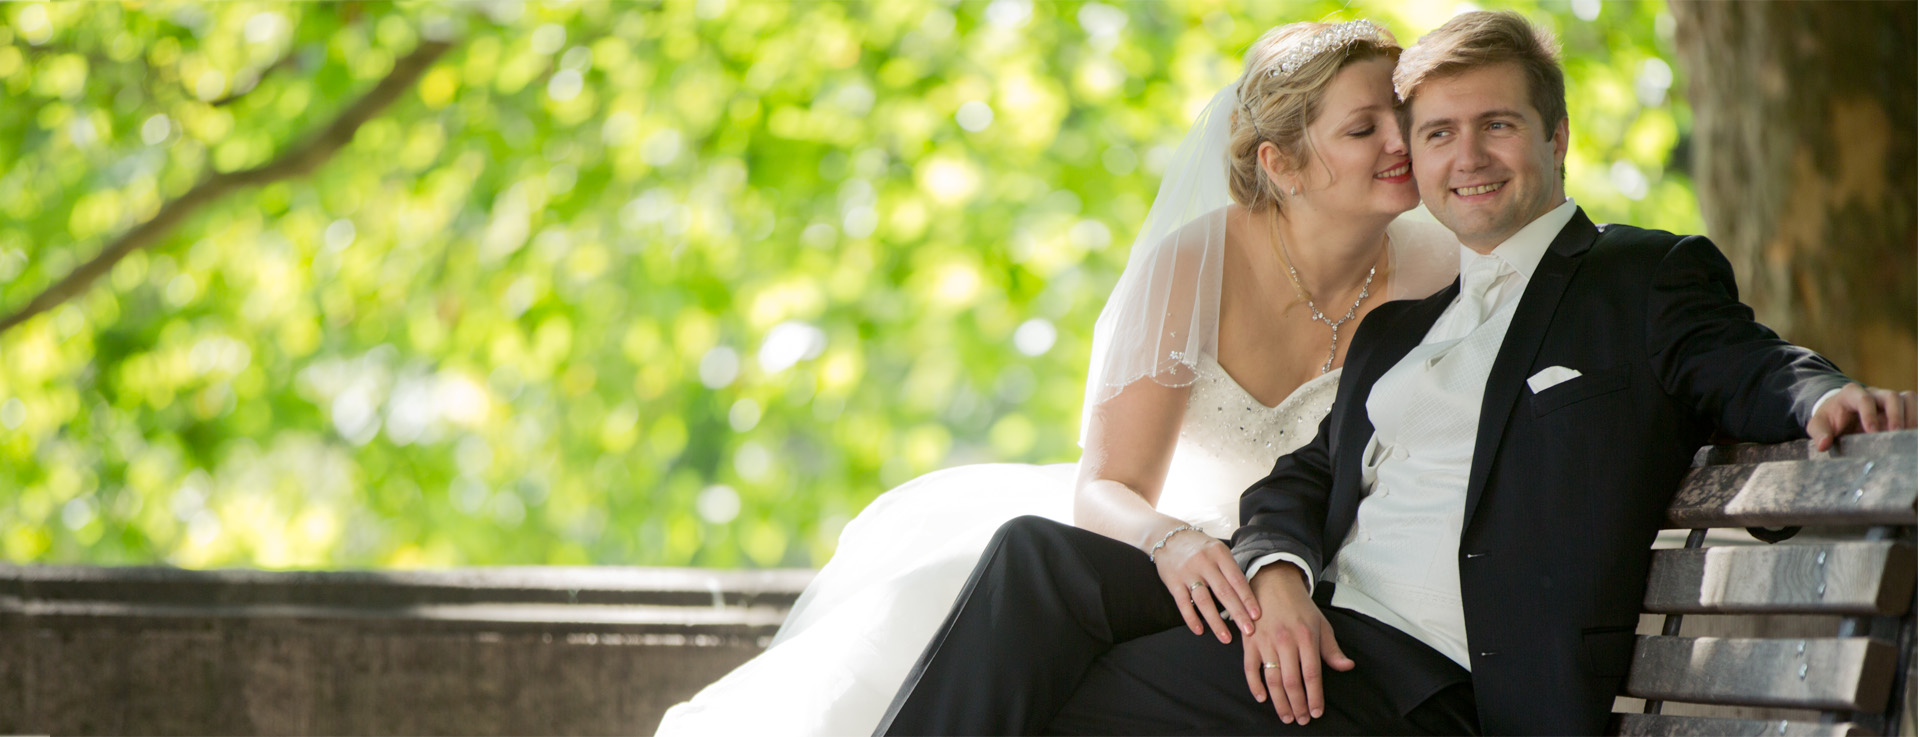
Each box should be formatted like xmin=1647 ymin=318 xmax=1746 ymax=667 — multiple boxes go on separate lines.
xmin=1267 ymin=212 xmax=1382 ymax=374
xmin=1268 ymin=212 xmax=1315 ymax=304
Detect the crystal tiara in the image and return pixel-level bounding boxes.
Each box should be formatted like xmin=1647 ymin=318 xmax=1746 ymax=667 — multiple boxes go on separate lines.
xmin=1266 ymin=20 xmax=1391 ymax=78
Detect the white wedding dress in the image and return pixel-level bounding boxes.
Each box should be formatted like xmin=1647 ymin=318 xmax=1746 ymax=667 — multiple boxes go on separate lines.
xmin=655 ymin=362 xmax=1341 ymax=736
xmin=659 ymin=67 xmax=1461 ymax=733
xmin=655 ymin=217 xmax=1458 ymax=736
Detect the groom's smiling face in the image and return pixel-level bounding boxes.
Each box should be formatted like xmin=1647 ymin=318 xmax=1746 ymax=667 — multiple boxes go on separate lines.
xmin=1406 ymin=62 xmax=1569 ymax=252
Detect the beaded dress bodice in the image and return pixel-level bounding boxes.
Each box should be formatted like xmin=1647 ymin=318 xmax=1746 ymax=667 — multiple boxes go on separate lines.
xmin=1152 ymin=356 xmax=1342 ymax=539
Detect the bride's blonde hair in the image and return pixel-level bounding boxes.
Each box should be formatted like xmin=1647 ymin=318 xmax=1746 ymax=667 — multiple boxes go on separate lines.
xmin=1229 ymin=22 xmax=1401 ymax=213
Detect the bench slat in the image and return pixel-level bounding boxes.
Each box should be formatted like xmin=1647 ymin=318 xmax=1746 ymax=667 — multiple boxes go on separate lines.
xmin=1612 ymin=714 xmax=1865 ymax=736
xmin=1643 ymin=541 xmax=1916 ymax=615
xmin=1626 ymin=636 xmax=1896 ymax=711
xmin=1692 ymin=429 xmax=1917 ymax=468
xmin=1665 ymin=458 xmax=1917 ymax=529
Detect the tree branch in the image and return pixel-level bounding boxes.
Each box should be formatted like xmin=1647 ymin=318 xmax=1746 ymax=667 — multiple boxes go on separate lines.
xmin=0 ymin=39 xmax=455 ymax=336
xmin=209 ymin=46 xmax=304 ymax=108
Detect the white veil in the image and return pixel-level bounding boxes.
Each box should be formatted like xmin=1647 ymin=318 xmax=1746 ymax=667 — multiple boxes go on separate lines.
xmin=1078 ymin=84 xmax=1239 ymax=443
xmin=1076 ymin=81 xmax=1461 ymax=445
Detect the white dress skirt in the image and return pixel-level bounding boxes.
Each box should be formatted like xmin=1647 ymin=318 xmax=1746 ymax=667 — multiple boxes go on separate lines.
xmin=655 ymin=361 xmax=1342 ymax=736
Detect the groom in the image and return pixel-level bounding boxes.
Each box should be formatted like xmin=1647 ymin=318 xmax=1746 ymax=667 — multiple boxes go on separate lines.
xmin=877 ymin=11 xmax=1914 ymax=736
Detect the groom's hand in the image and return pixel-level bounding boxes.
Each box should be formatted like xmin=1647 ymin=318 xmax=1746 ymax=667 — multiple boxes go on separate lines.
xmin=1240 ymin=565 xmax=1353 ymax=726
xmin=1808 ymin=383 xmax=1917 ymax=451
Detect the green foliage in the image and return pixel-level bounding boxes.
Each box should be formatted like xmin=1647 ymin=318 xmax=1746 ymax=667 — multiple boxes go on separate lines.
xmin=0 ymin=0 xmax=1699 ymax=569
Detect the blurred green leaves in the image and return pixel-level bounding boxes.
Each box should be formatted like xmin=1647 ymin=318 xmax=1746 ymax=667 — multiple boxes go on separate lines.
xmin=0 ymin=0 xmax=1699 ymax=570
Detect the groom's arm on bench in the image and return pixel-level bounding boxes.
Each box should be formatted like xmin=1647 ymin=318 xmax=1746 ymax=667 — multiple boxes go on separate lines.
xmin=1645 ymin=235 xmax=1851 ymax=442
xmin=1644 ymin=236 xmax=1911 ymax=450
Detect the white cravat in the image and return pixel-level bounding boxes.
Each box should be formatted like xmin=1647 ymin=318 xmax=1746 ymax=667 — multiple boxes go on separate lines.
xmin=1422 ymin=254 xmax=1512 ymax=363
xmin=1455 ymin=254 xmax=1511 ymax=330
xmin=1245 ymin=199 xmax=1578 ymax=670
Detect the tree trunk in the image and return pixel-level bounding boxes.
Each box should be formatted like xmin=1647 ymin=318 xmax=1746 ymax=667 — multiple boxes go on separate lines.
xmin=1670 ymin=1 xmax=1917 ymax=390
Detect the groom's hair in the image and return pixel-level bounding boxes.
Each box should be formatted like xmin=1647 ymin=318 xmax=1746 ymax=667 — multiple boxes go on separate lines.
xmin=1392 ymin=11 xmax=1566 ymax=142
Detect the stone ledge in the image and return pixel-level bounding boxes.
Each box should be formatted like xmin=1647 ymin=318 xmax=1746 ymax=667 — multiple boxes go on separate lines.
xmin=0 ymin=564 xmax=814 ymax=736
xmin=1 ymin=564 xmax=815 ymax=609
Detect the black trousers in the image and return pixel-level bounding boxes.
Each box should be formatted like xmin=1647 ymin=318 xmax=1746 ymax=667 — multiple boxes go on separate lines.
xmin=876 ymin=516 xmax=1478 ymax=736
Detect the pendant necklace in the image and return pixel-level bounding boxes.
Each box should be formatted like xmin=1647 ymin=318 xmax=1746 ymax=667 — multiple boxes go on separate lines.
xmin=1269 ymin=213 xmax=1382 ymax=374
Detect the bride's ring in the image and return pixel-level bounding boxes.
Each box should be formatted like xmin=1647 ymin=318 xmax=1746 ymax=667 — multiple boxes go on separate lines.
xmin=1186 ymin=580 xmax=1204 ymax=591
xmin=1262 ymin=662 xmax=1280 ymax=669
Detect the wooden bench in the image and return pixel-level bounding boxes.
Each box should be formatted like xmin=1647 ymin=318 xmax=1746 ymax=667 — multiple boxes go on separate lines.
xmin=1612 ymin=429 xmax=1917 ymax=736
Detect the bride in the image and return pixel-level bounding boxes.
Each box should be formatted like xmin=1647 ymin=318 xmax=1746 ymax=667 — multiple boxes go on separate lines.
xmin=657 ymin=19 xmax=1455 ymax=736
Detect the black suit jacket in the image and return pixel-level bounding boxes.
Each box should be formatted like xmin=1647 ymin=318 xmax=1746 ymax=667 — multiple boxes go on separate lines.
xmin=1230 ymin=209 xmax=1851 ymax=735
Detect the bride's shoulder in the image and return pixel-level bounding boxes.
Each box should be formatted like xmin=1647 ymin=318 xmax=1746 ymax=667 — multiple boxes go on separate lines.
xmin=1387 ymin=212 xmax=1462 ymax=298
xmin=1150 ymin=204 xmax=1238 ymax=254
xmin=1123 ymin=204 xmax=1238 ymax=278
xmin=1386 ymin=213 xmax=1459 ymax=252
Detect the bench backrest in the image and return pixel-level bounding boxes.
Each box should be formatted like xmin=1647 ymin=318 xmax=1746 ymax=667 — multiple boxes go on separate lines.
xmin=1614 ymin=429 xmax=1917 ymax=736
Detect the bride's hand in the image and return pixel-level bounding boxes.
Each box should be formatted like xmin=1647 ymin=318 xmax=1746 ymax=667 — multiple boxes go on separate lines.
xmin=1152 ymin=528 xmax=1260 ymax=643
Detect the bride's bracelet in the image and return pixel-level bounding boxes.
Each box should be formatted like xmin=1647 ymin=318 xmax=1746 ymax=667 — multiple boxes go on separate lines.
xmin=1147 ymin=524 xmax=1201 ymax=563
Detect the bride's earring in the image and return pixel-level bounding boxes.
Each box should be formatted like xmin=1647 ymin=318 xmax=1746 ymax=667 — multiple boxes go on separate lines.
xmin=1290 ymin=186 xmax=1299 ymax=196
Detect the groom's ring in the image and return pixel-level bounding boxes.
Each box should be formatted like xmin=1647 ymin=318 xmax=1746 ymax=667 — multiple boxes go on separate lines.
xmin=1187 ymin=581 xmax=1204 ymax=591
xmin=1262 ymin=662 xmax=1280 ymax=669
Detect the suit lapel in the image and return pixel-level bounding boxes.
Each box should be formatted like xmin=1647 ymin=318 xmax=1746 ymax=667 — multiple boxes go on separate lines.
xmin=1461 ymin=209 xmax=1600 ymax=526
xmin=1326 ymin=285 xmax=1458 ymax=544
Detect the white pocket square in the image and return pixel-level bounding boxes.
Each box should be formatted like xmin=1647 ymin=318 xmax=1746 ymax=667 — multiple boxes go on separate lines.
xmin=1527 ymin=366 xmax=1583 ymax=393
